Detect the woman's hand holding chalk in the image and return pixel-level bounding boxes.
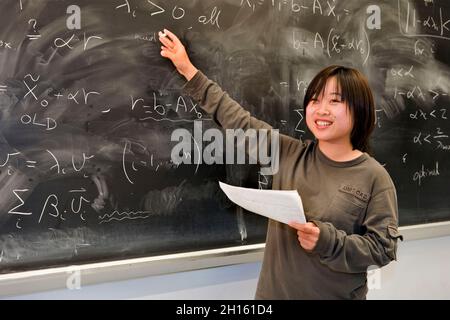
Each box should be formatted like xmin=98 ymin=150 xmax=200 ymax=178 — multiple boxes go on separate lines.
xmin=158 ymin=29 xmax=198 ymax=81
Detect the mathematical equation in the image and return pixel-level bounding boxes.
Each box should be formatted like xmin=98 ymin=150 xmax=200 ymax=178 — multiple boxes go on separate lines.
xmin=399 ymin=0 xmax=450 ymax=40
xmin=413 ymin=127 xmax=449 ymax=147
xmin=9 ymin=188 xmax=91 ymax=229
xmin=7 ymin=185 xmax=156 ymax=229
xmin=0 ymin=139 xmax=180 ymax=178
xmin=130 ymin=92 xmax=205 ymax=122
xmin=115 ymin=0 xmax=222 ymax=29
xmin=292 ymin=27 xmax=370 ymax=65
xmin=240 ymin=0 xmax=351 ymax=23
xmin=6 ymin=72 xmax=209 ymax=132
xmin=0 ymin=149 xmax=93 ymax=176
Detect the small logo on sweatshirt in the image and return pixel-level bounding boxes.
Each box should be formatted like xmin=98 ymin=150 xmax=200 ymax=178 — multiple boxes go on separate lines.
xmin=339 ymin=185 xmax=370 ymax=202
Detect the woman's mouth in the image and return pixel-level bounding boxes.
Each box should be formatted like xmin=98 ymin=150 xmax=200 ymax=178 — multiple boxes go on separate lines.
xmin=315 ymin=120 xmax=333 ymax=128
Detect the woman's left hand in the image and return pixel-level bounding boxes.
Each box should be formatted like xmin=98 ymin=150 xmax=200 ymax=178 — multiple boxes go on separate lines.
xmin=288 ymin=222 xmax=320 ymax=252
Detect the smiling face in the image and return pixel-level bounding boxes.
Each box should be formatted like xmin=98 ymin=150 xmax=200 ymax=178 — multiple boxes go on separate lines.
xmin=305 ymin=76 xmax=354 ymax=148
xmin=304 ymin=66 xmax=375 ymax=153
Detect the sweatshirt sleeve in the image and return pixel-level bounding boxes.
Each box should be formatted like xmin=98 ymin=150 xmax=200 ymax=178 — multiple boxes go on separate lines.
xmin=183 ymin=70 xmax=275 ymax=132
xmin=310 ymin=187 xmax=403 ymax=273
xmin=183 ymin=70 xmax=302 ymax=172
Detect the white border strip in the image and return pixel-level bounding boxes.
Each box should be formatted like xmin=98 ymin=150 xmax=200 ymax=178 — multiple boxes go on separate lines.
xmin=0 ymin=243 xmax=265 ymax=297
xmin=398 ymin=221 xmax=450 ymax=241
xmin=1 ymin=222 xmax=450 ymax=297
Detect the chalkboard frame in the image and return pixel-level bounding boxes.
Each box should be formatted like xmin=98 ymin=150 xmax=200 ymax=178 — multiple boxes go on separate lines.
xmin=0 ymin=222 xmax=449 ymax=298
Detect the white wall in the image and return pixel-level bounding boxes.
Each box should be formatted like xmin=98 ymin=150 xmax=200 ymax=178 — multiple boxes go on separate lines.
xmin=5 ymin=235 xmax=450 ymax=300
xmin=367 ymin=235 xmax=450 ymax=300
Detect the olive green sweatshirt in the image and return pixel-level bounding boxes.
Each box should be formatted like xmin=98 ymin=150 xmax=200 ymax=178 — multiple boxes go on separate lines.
xmin=183 ymin=70 xmax=403 ymax=300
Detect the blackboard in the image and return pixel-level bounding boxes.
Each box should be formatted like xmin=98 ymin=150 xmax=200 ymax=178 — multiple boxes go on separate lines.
xmin=1 ymin=0 xmax=449 ymax=274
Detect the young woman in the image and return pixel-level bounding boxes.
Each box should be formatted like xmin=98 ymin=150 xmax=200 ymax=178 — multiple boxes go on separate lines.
xmin=159 ymin=29 xmax=403 ymax=299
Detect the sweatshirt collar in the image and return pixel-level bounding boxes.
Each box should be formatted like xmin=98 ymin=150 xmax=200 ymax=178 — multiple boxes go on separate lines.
xmin=314 ymin=141 xmax=368 ymax=168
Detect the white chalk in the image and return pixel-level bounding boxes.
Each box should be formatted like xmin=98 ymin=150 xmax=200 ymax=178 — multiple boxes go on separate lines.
xmin=159 ymin=31 xmax=167 ymax=38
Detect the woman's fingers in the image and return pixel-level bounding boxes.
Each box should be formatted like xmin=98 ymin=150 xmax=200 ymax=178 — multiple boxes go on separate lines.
xmin=163 ymin=28 xmax=182 ymax=46
xmin=160 ymin=46 xmax=172 ymax=58
xmin=297 ymin=230 xmax=314 ymax=239
xmin=159 ymin=38 xmax=174 ymax=50
xmin=159 ymin=33 xmax=175 ymax=51
xmin=298 ymin=237 xmax=315 ymax=250
xmin=296 ymin=230 xmax=317 ymax=251
xmin=297 ymin=230 xmax=314 ymax=242
xmin=160 ymin=47 xmax=173 ymax=59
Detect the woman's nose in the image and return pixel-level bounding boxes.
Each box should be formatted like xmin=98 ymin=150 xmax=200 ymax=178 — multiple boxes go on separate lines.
xmin=315 ymin=102 xmax=330 ymax=115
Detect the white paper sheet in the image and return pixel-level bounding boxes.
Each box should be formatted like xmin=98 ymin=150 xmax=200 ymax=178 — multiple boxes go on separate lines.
xmin=219 ymin=181 xmax=306 ymax=224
